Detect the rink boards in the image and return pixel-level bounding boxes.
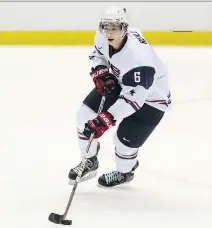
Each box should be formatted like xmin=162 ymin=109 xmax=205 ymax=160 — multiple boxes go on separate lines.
xmin=0 ymin=31 xmax=211 ymax=46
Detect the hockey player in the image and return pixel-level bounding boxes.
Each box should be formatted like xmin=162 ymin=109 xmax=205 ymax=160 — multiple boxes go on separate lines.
xmin=68 ymin=6 xmax=171 ymax=187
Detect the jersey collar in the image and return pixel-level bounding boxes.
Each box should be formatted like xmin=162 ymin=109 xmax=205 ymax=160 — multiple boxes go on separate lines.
xmin=109 ymin=35 xmax=128 ymax=58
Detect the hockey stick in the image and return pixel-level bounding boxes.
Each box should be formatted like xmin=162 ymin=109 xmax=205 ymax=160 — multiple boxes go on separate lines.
xmin=48 ymin=95 xmax=106 ymax=226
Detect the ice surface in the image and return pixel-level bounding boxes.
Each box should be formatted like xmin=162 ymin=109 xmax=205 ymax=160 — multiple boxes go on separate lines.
xmin=0 ymin=46 xmax=211 ymax=228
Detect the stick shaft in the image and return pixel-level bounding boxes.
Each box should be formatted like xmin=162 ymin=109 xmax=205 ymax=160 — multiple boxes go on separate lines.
xmin=62 ymin=96 xmax=106 ymax=218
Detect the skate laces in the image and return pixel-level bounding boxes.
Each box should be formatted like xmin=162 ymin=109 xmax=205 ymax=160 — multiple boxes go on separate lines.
xmin=73 ymin=159 xmax=93 ymax=173
xmin=104 ymin=171 xmax=124 ymax=184
xmin=73 ymin=162 xmax=84 ymax=173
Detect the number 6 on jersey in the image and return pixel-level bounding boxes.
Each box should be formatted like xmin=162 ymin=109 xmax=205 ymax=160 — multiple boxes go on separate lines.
xmin=134 ymin=72 xmax=141 ymax=83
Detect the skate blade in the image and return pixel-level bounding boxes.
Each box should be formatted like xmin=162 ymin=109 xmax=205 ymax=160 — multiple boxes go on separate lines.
xmin=97 ymin=181 xmax=134 ymax=189
xmin=96 ymin=181 xmax=130 ymax=188
xmin=97 ymin=176 xmax=134 ymax=188
xmin=68 ymin=170 xmax=97 ymax=185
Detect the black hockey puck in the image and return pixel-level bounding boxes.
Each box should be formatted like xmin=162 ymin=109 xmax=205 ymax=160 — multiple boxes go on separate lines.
xmin=48 ymin=213 xmax=72 ymax=225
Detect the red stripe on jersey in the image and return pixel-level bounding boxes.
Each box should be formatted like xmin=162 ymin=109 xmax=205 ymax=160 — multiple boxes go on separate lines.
xmin=124 ymin=97 xmax=140 ymax=110
xmin=146 ymin=99 xmax=167 ymax=103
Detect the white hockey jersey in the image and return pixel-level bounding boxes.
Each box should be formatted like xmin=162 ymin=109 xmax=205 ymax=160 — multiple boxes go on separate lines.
xmin=89 ymin=28 xmax=171 ymax=121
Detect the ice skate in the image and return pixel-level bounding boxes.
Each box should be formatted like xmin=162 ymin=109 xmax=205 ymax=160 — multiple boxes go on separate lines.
xmin=98 ymin=160 xmax=139 ymax=187
xmin=68 ymin=142 xmax=100 ymax=185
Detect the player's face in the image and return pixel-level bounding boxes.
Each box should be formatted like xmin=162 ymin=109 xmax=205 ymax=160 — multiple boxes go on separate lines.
xmin=103 ymin=24 xmax=123 ymax=48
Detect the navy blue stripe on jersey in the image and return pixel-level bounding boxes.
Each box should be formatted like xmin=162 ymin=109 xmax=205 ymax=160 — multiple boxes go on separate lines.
xmin=119 ymin=96 xmax=140 ymax=111
xmin=95 ymin=46 xmax=104 ymax=55
xmin=122 ymin=66 xmax=155 ymax=89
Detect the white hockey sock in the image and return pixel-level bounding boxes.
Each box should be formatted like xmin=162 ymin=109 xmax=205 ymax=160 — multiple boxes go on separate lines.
xmin=77 ymin=130 xmax=99 ymax=158
xmin=76 ymin=104 xmax=99 ymax=158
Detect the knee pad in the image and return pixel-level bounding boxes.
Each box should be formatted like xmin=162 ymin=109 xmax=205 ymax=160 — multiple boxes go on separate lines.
xmin=116 ymin=118 xmax=154 ymax=148
xmin=116 ymin=125 xmax=140 ymax=148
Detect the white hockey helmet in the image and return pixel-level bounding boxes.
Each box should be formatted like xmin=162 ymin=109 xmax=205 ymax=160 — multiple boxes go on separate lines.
xmin=99 ymin=6 xmax=129 ymax=36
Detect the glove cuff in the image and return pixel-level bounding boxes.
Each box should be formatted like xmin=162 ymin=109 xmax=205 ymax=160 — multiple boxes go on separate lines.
xmin=97 ymin=111 xmax=116 ymax=129
xmin=90 ymin=65 xmax=109 ymax=80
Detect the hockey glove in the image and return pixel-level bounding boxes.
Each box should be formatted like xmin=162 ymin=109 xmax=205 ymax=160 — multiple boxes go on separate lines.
xmin=90 ymin=65 xmax=118 ymax=97
xmin=83 ymin=111 xmax=116 ymax=139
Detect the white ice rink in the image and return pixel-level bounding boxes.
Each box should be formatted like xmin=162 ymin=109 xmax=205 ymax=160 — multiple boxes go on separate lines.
xmin=0 ymin=46 xmax=212 ymax=228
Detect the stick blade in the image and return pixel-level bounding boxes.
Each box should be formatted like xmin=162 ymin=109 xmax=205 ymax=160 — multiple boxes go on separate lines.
xmin=48 ymin=213 xmax=72 ymax=225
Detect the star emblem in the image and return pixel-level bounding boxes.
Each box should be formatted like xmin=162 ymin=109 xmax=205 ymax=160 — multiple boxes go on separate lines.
xmin=130 ymin=90 xmax=135 ymax=96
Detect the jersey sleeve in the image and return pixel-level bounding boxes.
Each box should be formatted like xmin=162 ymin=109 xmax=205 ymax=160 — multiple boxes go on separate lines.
xmin=89 ymin=31 xmax=110 ymax=69
xmin=108 ymin=47 xmax=157 ymax=121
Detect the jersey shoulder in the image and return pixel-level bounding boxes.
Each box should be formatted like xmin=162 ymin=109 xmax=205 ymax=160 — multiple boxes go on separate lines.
xmin=128 ymin=28 xmax=148 ymax=45
xmin=128 ymin=27 xmax=143 ymax=37
xmin=120 ymin=29 xmax=156 ymax=89
xmin=94 ymin=30 xmax=105 ymax=46
xmin=125 ymin=29 xmax=157 ymax=67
